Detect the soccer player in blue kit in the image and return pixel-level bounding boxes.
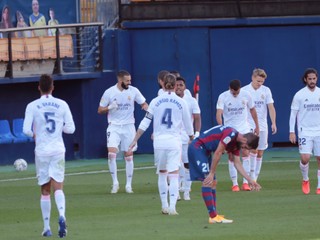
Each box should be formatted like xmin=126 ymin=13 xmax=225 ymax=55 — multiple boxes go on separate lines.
xmin=188 ymin=125 xmax=261 ymax=224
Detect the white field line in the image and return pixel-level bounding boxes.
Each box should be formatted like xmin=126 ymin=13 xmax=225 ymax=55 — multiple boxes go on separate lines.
xmin=0 ymin=159 xmax=298 ymax=183
xmin=0 ymin=165 xmax=155 ymax=183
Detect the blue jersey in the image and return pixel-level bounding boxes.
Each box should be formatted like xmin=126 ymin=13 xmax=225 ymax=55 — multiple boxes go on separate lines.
xmin=193 ymin=125 xmax=240 ymax=156
xmin=188 ymin=125 xmax=240 ymax=181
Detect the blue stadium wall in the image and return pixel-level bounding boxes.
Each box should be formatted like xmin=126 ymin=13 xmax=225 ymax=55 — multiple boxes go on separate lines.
xmin=2 ymin=0 xmax=320 ymax=164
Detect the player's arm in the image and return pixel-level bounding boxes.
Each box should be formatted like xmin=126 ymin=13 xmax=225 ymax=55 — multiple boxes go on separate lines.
xmin=233 ymin=154 xmax=261 ymax=191
xmin=193 ymin=113 xmax=201 ymax=137
xmin=128 ymin=111 xmax=153 ymax=151
xmin=23 ymin=105 xmax=34 ymax=138
xmin=140 ymin=102 xmax=149 ymax=111
xmin=63 ymin=105 xmax=76 ymax=134
xmin=97 ymin=97 xmax=117 ymax=114
xmin=267 ymin=103 xmax=277 ymax=134
xmin=216 ymin=109 xmax=223 ymax=125
xmin=249 ymin=107 xmax=260 ymax=135
xmin=289 ymin=109 xmax=298 ymax=144
xmin=203 ymin=142 xmax=225 ymax=186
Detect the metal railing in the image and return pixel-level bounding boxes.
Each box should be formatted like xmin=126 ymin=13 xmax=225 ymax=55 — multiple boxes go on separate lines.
xmin=0 ymin=22 xmax=104 ymax=78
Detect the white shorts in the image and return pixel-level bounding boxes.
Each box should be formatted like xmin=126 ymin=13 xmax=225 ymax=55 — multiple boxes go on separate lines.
xmin=154 ymin=148 xmax=181 ymax=174
xmin=106 ymin=123 xmax=137 ymax=152
xmin=298 ymin=135 xmax=320 ymax=156
xmin=35 ymin=153 xmax=65 ymax=186
xmin=250 ymin=129 xmax=268 ymax=151
xmin=182 ymin=143 xmax=189 ymax=163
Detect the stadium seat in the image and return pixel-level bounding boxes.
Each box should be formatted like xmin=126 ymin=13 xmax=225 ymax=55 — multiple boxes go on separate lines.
xmin=0 ymin=120 xmax=15 ymax=144
xmin=0 ymin=38 xmax=9 ymax=61
xmin=24 ymin=37 xmax=41 ymax=60
xmin=11 ymin=38 xmax=26 ymax=61
xmin=12 ymin=118 xmax=33 ymax=142
xmin=40 ymin=35 xmax=74 ymax=59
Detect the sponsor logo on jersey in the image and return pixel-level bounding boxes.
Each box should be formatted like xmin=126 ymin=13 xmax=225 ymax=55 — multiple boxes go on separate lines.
xmin=223 ymin=136 xmax=231 ymax=144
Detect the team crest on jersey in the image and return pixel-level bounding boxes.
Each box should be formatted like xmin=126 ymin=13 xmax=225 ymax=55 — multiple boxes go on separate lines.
xmin=128 ymin=96 xmax=131 ymax=101
xmin=223 ymin=136 xmax=231 ymax=144
xmin=196 ymin=160 xmax=200 ymax=166
xmin=261 ymin=94 xmax=265 ymax=100
xmin=242 ymin=100 xmax=246 ymax=106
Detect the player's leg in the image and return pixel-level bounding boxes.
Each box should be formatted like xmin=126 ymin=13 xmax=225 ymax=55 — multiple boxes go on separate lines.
xmin=106 ymin=125 xmax=120 ymax=193
xmin=255 ymin=131 xmax=268 ymax=181
xmin=299 ymin=135 xmax=312 ymax=194
xmin=36 ymin=155 xmax=52 ymax=236
xmin=51 ymin=153 xmax=67 ymax=238
xmin=123 ymin=124 xmax=137 ymax=193
xmin=155 ymin=149 xmax=169 ymax=214
xmin=228 ymin=152 xmax=239 ymax=191
xmin=181 ymin=144 xmax=191 ymax=200
xmin=241 ymin=149 xmax=251 ymax=191
xmin=249 ymin=151 xmax=257 ymax=179
xmin=313 ymin=136 xmax=320 ymax=194
xmin=167 ymin=149 xmax=182 ymax=215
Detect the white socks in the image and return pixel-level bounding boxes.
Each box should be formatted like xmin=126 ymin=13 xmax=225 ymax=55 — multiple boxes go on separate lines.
xmin=255 ymin=157 xmax=262 ymax=181
xmin=317 ymin=170 xmax=320 ymax=188
xmin=54 ymin=190 xmax=66 ymax=219
xmin=228 ymin=160 xmax=238 ymax=186
xmin=41 ymin=195 xmax=51 ymax=231
xmin=158 ymin=172 xmax=168 ymax=209
xmin=125 ymin=156 xmax=134 ymax=188
xmin=108 ymin=152 xmax=118 ymax=185
xmin=250 ymin=153 xmax=257 ymax=179
xmin=242 ymin=156 xmax=250 ymax=184
xmin=184 ymin=168 xmax=192 ymax=192
xmin=300 ymin=161 xmax=309 ymax=181
xmin=168 ymin=173 xmax=179 ymax=211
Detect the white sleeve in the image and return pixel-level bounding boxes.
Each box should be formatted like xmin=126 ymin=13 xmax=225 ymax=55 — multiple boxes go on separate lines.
xmin=63 ymin=104 xmax=76 ymax=134
xmin=216 ymin=93 xmax=224 ymax=110
xmin=182 ymin=101 xmax=193 ymax=136
xmin=138 ymin=112 xmax=152 ymax=131
xmin=289 ymin=109 xmax=298 ymax=133
xmin=23 ymin=104 xmax=34 ymax=137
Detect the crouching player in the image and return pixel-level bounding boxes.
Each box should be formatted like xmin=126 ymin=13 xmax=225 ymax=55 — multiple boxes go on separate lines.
xmin=188 ymin=125 xmax=261 ymax=223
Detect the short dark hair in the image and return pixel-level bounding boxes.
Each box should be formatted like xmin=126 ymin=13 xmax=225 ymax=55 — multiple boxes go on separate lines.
xmin=39 ymin=74 xmax=53 ymax=93
xmin=229 ymin=79 xmax=241 ymax=91
xmin=302 ymin=68 xmax=318 ymax=85
xmin=117 ymin=70 xmax=130 ymax=79
xmin=176 ymin=76 xmax=185 ymax=84
xmin=170 ymin=70 xmax=180 ymax=78
xmin=243 ymin=133 xmax=259 ymax=150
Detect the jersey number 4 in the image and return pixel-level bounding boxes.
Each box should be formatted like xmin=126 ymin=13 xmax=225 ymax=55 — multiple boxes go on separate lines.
xmin=161 ymin=108 xmax=173 ymax=129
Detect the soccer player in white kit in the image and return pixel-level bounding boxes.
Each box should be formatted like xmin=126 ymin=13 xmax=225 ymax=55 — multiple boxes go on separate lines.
xmin=98 ymin=70 xmax=148 ymax=194
xmin=175 ymin=76 xmax=201 ymax=200
xmin=23 ymin=74 xmax=75 ymax=238
xmin=289 ymin=68 xmax=320 ymax=195
xmin=129 ymin=74 xmax=194 ymax=215
xmin=216 ymin=79 xmax=259 ymax=192
xmin=243 ymin=68 xmax=277 ymax=182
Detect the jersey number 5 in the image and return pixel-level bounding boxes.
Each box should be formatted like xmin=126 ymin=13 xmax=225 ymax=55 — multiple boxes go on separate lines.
xmin=44 ymin=112 xmax=56 ymax=133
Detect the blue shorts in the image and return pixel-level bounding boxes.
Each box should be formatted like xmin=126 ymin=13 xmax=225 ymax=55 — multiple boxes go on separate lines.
xmin=188 ymin=141 xmax=212 ymax=181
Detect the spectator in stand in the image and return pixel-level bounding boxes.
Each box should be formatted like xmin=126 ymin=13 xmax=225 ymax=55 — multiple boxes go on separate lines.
xmin=29 ymin=0 xmax=47 ymax=37
xmin=16 ymin=11 xmax=32 ymax=38
xmin=0 ymin=5 xmax=14 ymax=38
xmin=48 ymin=8 xmax=59 ymax=36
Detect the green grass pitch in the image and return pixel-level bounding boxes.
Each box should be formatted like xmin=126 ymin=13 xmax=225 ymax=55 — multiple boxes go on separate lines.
xmin=0 ymin=148 xmax=320 ymax=240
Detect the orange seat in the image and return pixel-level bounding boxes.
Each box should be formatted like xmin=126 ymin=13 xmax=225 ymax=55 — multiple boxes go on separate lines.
xmin=11 ymin=38 xmax=26 ymax=61
xmin=24 ymin=37 xmax=41 ymax=60
xmin=0 ymin=38 xmax=8 ymax=61
xmin=40 ymin=35 xmax=73 ymax=59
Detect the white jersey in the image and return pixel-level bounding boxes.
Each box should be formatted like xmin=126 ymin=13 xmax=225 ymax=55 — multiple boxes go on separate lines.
xmin=99 ymin=84 xmax=146 ymax=125
xmin=23 ymin=94 xmax=75 ymax=157
xmin=180 ymin=94 xmax=201 ymax=144
xmin=291 ymin=86 xmax=320 ymax=136
xmin=142 ymin=91 xmax=193 ymax=149
xmin=216 ymin=89 xmax=254 ymax=134
xmin=242 ymin=83 xmax=274 ymax=131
